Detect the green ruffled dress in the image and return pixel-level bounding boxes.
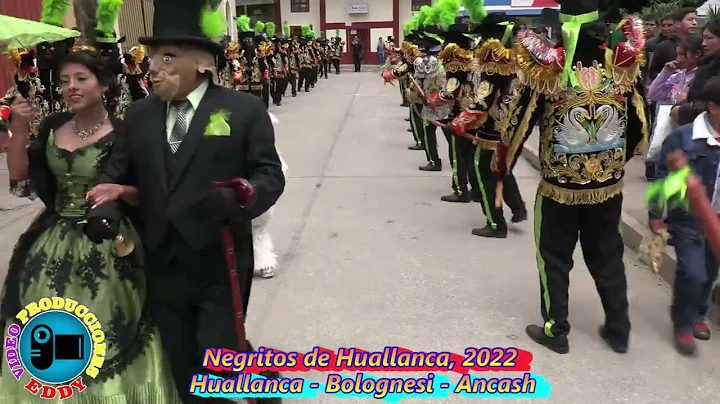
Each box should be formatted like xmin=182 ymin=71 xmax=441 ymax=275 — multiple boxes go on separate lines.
xmin=0 ymin=131 xmax=180 ymax=403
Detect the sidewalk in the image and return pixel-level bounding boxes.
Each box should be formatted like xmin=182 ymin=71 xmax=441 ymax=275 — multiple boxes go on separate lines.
xmin=520 ymin=134 xmax=720 ymax=323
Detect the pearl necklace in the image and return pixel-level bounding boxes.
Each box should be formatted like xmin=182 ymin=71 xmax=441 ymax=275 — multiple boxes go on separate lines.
xmin=73 ymin=113 xmax=108 ymax=140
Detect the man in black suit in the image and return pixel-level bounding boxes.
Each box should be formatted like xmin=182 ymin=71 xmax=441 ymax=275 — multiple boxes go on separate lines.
xmin=85 ymin=0 xmax=285 ymax=402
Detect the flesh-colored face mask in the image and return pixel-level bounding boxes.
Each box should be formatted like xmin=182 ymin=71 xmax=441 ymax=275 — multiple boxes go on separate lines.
xmin=148 ymin=44 xmax=217 ymax=101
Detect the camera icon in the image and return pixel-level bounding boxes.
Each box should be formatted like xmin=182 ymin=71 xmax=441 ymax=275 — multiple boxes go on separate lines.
xmin=30 ymin=324 xmax=85 ymax=371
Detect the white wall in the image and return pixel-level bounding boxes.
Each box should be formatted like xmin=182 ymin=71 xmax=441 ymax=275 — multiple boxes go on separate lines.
xmin=399 ymin=0 xmax=439 ymax=43
xmin=280 ymin=0 xmax=321 ymax=28
xmin=223 ymin=0 xmax=238 ymax=40
xmin=326 ymin=0 xmax=393 ymax=24
xmin=370 ymin=28 xmax=393 ymax=52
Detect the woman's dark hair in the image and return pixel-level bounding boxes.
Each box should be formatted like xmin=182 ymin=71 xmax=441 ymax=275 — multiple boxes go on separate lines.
xmin=58 ymin=50 xmax=120 ymax=115
xmin=678 ymin=35 xmax=704 ymax=58
xmin=705 ymin=18 xmax=720 ymax=38
xmin=699 ymin=76 xmax=720 ymax=106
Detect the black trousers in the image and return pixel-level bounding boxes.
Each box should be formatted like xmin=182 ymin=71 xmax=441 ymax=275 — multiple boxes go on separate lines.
xmin=332 ymin=58 xmax=340 ymax=74
xmin=411 ymin=105 xmax=439 ymax=165
xmin=534 ymin=193 xmax=630 ymax=342
xmin=249 ymin=88 xmax=262 ymax=101
xmin=298 ymin=67 xmax=312 ymax=91
xmin=311 ymin=65 xmax=318 ymax=85
xmin=353 ymin=54 xmax=361 ymax=71
xmin=286 ymin=73 xmax=297 ymax=96
xmin=408 ymin=105 xmax=424 ymax=146
xmin=442 ymin=128 xmax=472 ymax=195
xmin=146 ymin=234 xmax=254 ymax=403
xmin=271 ymin=77 xmax=286 ymax=105
xmin=321 ymin=59 xmax=329 ymax=78
xmin=471 ymin=146 xmax=525 ymax=229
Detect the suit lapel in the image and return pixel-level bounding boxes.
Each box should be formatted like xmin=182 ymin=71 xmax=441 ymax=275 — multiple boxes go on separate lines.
xmin=149 ymin=97 xmax=169 ymax=193
xmin=169 ymin=85 xmax=220 ymax=192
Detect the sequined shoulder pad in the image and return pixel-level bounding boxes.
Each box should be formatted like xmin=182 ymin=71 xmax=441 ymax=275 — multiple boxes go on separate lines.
xmin=438 ymin=43 xmax=476 ymax=73
xmin=607 ymin=16 xmax=646 ymax=94
xmin=475 ymin=39 xmax=515 ymax=76
xmin=514 ymin=29 xmax=565 ymax=96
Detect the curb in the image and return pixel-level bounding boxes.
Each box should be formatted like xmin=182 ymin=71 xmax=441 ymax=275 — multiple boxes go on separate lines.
xmin=519 ymin=143 xmax=720 ymax=325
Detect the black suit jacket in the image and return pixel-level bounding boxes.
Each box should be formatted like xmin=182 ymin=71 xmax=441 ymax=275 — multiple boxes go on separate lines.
xmin=92 ymin=83 xmax=285 ymax=252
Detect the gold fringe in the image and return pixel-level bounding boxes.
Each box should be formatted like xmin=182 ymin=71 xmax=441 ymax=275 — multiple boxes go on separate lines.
xmin=476 ymin=40 xmax=516 ymax=76
xmin=537 ymin=179 xmax=624 ymax=205
xmin=505 ymin=92 xmax=539 ymax=172
xmin=514 ymin=42 xmax=565 ymax=98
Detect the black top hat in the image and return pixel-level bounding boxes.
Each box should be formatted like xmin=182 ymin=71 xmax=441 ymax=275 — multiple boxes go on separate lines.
xmin=440 ymin=23 xmax=475 ymax=49
xmin=139 ymin=0 xmax=225 ymax=55
xmin=558 ymin=0 xmax=599 ymax=17
xmin=474 ymin=13 xmax=511 ymax=42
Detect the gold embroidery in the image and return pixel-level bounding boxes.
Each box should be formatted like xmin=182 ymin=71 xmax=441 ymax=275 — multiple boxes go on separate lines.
xmin=537 ymin=179 xmax=624 ymax=205
xmin=475 ymin=81 xmax=493 ymax=108
xmin=475 ymin=40 xmax=516 ymax=76
xmin=514 ymin=41 xmax=565 ymax=98
xmin=473 ymin=137 xmax=499 ymax=151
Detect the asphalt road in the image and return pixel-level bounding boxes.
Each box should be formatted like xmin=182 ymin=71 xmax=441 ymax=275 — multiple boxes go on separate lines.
xmin=1 ymin=70 xmax=719 ymax=403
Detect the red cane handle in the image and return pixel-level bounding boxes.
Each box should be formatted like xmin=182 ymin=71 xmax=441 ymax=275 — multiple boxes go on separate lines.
xmin=213 ymin=178 xmax=257 ymax=209
xmin=686 ymin=173 xmax=720 ymax=257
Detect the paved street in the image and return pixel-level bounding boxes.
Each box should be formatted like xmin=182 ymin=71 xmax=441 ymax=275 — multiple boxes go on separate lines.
xmin=2 ymin=70 xmax=720 ymax=402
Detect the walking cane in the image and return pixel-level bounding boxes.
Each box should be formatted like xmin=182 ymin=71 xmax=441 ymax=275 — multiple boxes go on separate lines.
xmin=647 ymin=151 xmax=720 ymax=256
xmin=212 ymin=178 xmax=259 ymax=404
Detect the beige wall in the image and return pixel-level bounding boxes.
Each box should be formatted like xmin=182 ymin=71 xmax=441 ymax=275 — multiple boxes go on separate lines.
xmin=370 ymin=27 xmax=393 ymax=52
xmin=280 ymin=0 xmax=320 ymax=28
xmin=399 ymin=0 xmax=439 ymax=43
xmin=325 ymin=0 xmax=393 ymax=24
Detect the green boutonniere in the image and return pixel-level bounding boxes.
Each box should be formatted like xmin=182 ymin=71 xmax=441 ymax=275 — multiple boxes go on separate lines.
xmin=205 ymin=110 xmax=231 ymax=137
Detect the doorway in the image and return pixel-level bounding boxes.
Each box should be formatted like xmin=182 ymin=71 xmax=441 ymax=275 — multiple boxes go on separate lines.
xmin=347 ymin=28 xmax=370 ymax=65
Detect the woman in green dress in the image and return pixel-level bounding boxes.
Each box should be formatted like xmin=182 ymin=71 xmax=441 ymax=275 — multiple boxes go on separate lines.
xmin=1 ymin=50 xmax=180 ymax=403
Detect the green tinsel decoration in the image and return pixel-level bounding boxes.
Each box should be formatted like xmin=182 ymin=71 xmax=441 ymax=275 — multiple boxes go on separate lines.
xmin=200 ymin=3 xmax=227 ymax=42
xmin=41 ymin=0 xmax=71 ymax=27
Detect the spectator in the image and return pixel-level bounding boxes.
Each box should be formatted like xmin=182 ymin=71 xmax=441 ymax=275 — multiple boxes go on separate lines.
xmin=648 ymin=36 xmax=702 ymax=105
xmin=377 ymin=37 xmax=386 ymax=65
xmin=649 ymin=76 xmax=720 ymax=356
xmin=649 ymin=9 xmax=697 ymax=81
xmin=352 ymin=36 xmax=363 ymax=72
xmin=672 ymin=19 xmax=720 ymax=125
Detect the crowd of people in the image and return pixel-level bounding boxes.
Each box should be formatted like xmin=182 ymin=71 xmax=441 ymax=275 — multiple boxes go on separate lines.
xmin=382 ymin=0 xmax=720 ymax=358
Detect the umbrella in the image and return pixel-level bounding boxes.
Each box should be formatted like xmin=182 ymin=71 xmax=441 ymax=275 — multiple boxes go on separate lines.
xmin=0 ymin=14 xmax=80 ymax=54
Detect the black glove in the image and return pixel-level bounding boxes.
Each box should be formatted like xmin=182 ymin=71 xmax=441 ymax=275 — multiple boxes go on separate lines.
xmin=191 ymin=188 xmax=240 ymax=223
xmin=84 ymin=217 xmax=119 ymax=244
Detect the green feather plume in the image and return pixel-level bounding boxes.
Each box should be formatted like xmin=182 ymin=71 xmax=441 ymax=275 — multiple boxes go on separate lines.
xmin=283 ymin=24 xmax=291 ymax=38
xmin=301 ymin=24 xmax=310 ymax=37
xmin=237 ymin=15 xmax=251 ymax=32
xmin=308 ymin=30 xmax=315 ymax=38
xmin=418 ymin=5 xmax=434 ymax=27
xmin=335 ymin=29 xmax=339 ymax=37
xmin=200 ymin=4 xmax=227 ymax=42
xmin=266 ymin=22 xmax=276 ymax=37
xmin=438 ymin=0 xmax=461 ymax=30
xmin=254 ymin=21 xmax=265 ymax=35
xmin=96 ymin=0 xmax=123 ymax=36
xmin=463 ymin=0 xmax=487 ymax=24
xmin=41 ymin=0 xmax=71 ymax=27
xmin=646 ymin=166 xmax=692 ymax=212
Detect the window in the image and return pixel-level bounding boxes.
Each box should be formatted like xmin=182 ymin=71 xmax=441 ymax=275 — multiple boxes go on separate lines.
xmin=291 ymin=0 xmax=309 ymax=13
xmin=411 ymin=0 xmax=432 ymax=11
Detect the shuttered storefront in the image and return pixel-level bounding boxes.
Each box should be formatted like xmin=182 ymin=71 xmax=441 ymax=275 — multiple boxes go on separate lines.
xmin=0 ymin=0 xmax=43 ymax=95
xmin=118 ymin=0 xmax=154 ymax=49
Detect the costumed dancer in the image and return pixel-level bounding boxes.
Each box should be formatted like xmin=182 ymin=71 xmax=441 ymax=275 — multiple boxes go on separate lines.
xmin=285 ymin=25 xmax=300 ymax=97
xmin=219 ymin=37 xmax=242 ymax=89
xmin=413 ymin=5 xmax=449 ymax=171
xmin=309 ymin=30 xmax=320 ymax=87
xmin=330 ymin=33 xmax=344 ymax=75
xmin=297 ymin=25 xmax=314 ymax=93
xmin=252 ymin=111 xmax=289 ymax=278
xmin=255 ymin=21 xmax=272 ymax=109
xmin=266 ymin=22 xmax=287 ymax=107
xmin=494 ymin=1 xmax=648 ymax=354
xmin=236 ymin=15 xmax=262 ymax=98
xmin=123 ymin=45 xmax=152 ymax=100
xmin=32 ymin=0 xmax=76 ymax=133
xmin=93 ymin=0 xmax=136 ymax=118
xmin=85 ymin=0 xmax=285 ymax=401
xmin=0 ymin=0 xmax=181 ymax=401
xmin=446 ymin=0 xmax=527 ymax=236
xmin=2 ymin=47 xmax=45 ymax=136
xmin=431 ymin=8 xmax=476 ymax=195
xmin=319 ymin=36 xmax=330 ymax=79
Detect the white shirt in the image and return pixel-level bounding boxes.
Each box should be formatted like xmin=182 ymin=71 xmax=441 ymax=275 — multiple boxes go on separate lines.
xmin=165 ymin=79 xmax=209 ymax=141
xmin=692 ymin=113 xmax=720 ymax=212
